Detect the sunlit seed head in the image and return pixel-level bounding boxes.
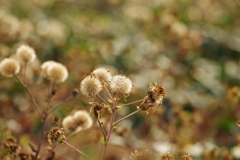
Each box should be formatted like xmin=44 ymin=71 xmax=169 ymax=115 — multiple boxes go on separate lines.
xmin=0 ymin=58 xmax=20 ymax=77
xmin=62 ymin=116 xmax=77 ymax=133
xmin=40 ymin=61 xmax=58 ymax=78
xmin=92 ymin=67 xmax=112 ymax=84
xmin=148 ymin=83 xmax=166 ymax=105
xmin=47 ymin=63 xmax=68 ymax=82
xmin=16 ymin=45 xmax=36 ymax=64
xmin=110 ymin=75 xmax=132 ymax=96
xmin=80 ymin=75 xmax=102 ymax=97
xmin=73 ymin=110 xmax=93 ymax=130
xmin=160 ymin=152 xmax=175 ymax=160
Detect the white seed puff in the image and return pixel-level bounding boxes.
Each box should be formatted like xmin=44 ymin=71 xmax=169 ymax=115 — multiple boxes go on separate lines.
xmin=46 ymin=62 xmax=68 ymax=82
xmin=40 ymin=61 xmax=58 ymax=78
xmin=0 ymin=58 xmax=20 ymax=77
xmin=110 ymin=75 xmax=133 ymax=95
xmin=73 ymin=110 xmax=93 ymax=130
xmin=16 ymin=45 xmax=36 ymax=64
xmin=80 ymin=75 xmax=102 ymax=97
xmin=62 ymin=116 xmax=76 ymax=133
xmin=92 ymin=67 xmax=112 ymax=84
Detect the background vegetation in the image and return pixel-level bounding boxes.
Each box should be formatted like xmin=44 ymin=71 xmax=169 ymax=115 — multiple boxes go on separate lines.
xmin=0 ymin=0 xmax=240 ymax=159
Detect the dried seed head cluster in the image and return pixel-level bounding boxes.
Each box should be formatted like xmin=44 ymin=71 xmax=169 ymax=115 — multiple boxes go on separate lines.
xmin=80 ymin=75 xmax=102 ymax=97
xmin=16 ymin=45 xmax=36 ymax=64
xmin=140 ymin=82 xmax=166 ymax=113
xmin=110 ymin=75 xmax=133 ymax=96
xmin=2 ymin=137 xmax=21 ymax=158
xmin=130 ymin=150 xmax=146 ymax=160
xmin=0 ymin=58 xmax=20 ymax=77
xmin=90 ymin=103 xmax=106 ymax=119
xmin=181 ymin=154 xmax=193 ymax=160
xmin=92 ymin=67 xmax=112 ymax=84
xmin=47 ymin=127 xmax=66 ymax=145
xmin=41 ymin=61 xmax=68 ymax=82
xmin=62 ymin=110 xmax=93 ymax=134
xmin=160 ymin=153 xmax=175 ymax=160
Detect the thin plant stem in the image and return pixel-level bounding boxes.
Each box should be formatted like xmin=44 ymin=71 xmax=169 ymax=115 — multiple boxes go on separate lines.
xmin=97 ymin=119 xmax=107 ymax=140
xmin=113 ymin=108 xmax=142 ymax=126
xmin=96 ymin=95 xmax=111 ymax=107
xmin=100 ymin=98 xmax=118 ymax=160
xmin=104 ymin=86 xmax=114 ymax=101
xmin=48 ymin=95 xmax=74 ymax=115
xmin=63 ymin=140 xmax=92 ymax=160
xmin=34 ymin=115 xmax=48 ymax=160
xmin=116 ymin=98 xmax=145 ymax=109
xmin=35 ymin=81 xmax=55 ymax=160
xmin=13 ymin=74 xmax=41 ymax=118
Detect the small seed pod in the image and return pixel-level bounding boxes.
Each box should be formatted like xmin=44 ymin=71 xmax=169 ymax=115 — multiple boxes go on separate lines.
xmin=90 ymin=103 xmax=105 ymax=119
xmin=47 ymin=127 xmax=66 ymax=145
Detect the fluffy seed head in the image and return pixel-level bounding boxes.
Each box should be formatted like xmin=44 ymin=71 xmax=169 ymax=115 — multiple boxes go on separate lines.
xmin=80 ymin=75 xmax=102 ymax=97
xmin=0 ymin=58 xmax=20 ymax=77
xmin=16 ymin=45 xmax=36 ymax=64
xmin=160 ymin=153 xmax=175 ymax=160
xmin=73 ymin=110 xmax=93 ymax=130
xmin=47 ymin=63 xmax=68 ymax=82
xmin=62 ymin=116 xmax=77 ymax=133
xmin=110 ymin=75 xmax=133 ymax=96
xmin=40 ymin=61 xmax=58 ymax=78
xmin=92 ymin=67 xmax=112 ymax=84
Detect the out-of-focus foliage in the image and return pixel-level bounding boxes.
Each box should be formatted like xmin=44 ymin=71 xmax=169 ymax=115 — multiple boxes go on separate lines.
xmin=0 ymin=0 xmax=240 ymax=159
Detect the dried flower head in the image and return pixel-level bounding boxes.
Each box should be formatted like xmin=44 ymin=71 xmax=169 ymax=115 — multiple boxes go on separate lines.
xmin=62 ymin=116 xmax=77 ymax=133
xmin=110 ymin=75 xmax=133 ymax=96
xmin=47 ymin=127 xmax=66 ymax=145
xmin=40 ymin=61 xmax=58 ymax=78
xmin=92 ymin=67 xmax=112 ymax=84
xmin=47 ymin=63 xmax=68 ymax=82
xmin=160 ymin=153 xmax=175 ymax=160
xmin=140 ymin=82 xmax=166 ymax=114
xmin=130 ymin=150 xmax=146 ymax=160
xmin=73 ymin=110 xmax=93 ymax=130
xmin=0 ymin=58 xmax=20 ymax=77
xmin=182 ymin=154 xmax=193 ymax=160
xmin=2 ymin=137 xmax=21 ymax=158
xmin=18 ymin=152 xmax=31 ymax=160
xmin=80 ymin=75 xmax=102 ymax=97
xmin=90 ymin=103 xmax=106 ymax=119
xmin=16 ymin=45 xmax=36 ymax=64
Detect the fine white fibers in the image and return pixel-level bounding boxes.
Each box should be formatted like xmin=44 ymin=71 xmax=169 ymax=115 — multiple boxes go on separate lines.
xmin=41 ymin=61 xmax=68 ymax=82
xmin=16 ymin=45 xmax=36 ymax=63
xmin=110 ymin=75 xmax=132 ymax=95
xmin=92 ymin=67 xmax=112 ymax=84
xmin=73 ymin=110 xmax=93 ymax=130
xmin=0 ymin=58 xmax=20 ymax=77
xmin=41 ymin=61 xmax=58 ymax=78
xmin=80 ymin=76 xmax=102 ymax=97
xmin=62 ymin=116 xmax=77 ymax=133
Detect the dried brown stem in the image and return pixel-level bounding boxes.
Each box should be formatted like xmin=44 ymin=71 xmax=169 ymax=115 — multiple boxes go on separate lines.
xmin=113 ymin=108 xmax=142 ymax=126
xmin=63 ymin=140 xmax=92 ymax=160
